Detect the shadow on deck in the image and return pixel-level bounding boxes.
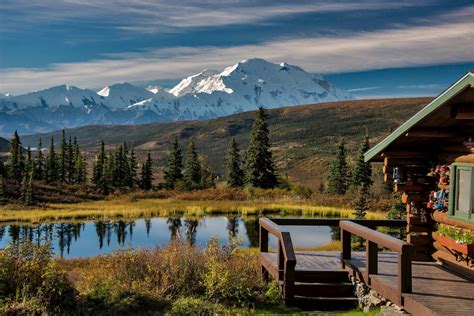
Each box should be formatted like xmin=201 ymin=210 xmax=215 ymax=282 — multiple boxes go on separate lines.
xmin=259 ymin=218 xmax=474 ymax=315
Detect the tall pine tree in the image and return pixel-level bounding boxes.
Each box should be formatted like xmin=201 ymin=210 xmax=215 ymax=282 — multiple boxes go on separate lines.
xmin=140 ymin=152 xmax=154 ymax=190
xmin=92 ymin=141 xmax=106 ymax=186
xmin=352 ymin=132 xmax=372 ymax=189
xmin=46 ymin=137 xmax=59 ymax=183
xmin=164 ymin=136 xmax=183 ymax=189
xmin=183 ymin=140 xmax=201 ymax=188
xmin=59 ymin=130 xmax=67 ymax=183
xmin=226 ymin=138 xmax=244 ymax=187
xmin=6 ymin=131 xmax=24 ymax=181
xmin=0 ymin=174 xmax=6 ymax=204
xmin=327 ymin=138 xmax=350 ymax=195
xmin=34 ymin=138 xmax=46 ymax=181
xmin=20 ymin=164 xmax=34 ymax=206
xmin=244 ymin=107 xmax=277 ymax=189
xmin=128 ymin=147 xmax=138 ymax=188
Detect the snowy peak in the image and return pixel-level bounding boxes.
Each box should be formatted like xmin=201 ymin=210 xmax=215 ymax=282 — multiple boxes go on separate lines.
xmin=169 ymin=69 xmax=218 ymax=97
xmin=0 ymin=58 xmax=352 ymax=135
xmin=97 ymin=82 xmax=155 ymax=108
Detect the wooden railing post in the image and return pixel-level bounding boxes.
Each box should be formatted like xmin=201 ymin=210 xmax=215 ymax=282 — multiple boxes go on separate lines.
xmin=281 ymin=232 xmax=296 ymax=301
xmin=398 ymin=247 xmax=412 ymax=305
xmin=259 ymin=223 xmax=268 ymax=253
xmin=366 ymin=240 xmax=378 ymax=284
xmin=341 ymin=228 xmax=351 ymax=268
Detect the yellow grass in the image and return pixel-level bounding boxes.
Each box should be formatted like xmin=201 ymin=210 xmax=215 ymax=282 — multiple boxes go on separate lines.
xmin=0 ymin=195 xmax=386 ymax=224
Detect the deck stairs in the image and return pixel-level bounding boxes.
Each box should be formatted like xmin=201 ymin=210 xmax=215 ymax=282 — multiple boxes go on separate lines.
xmin=282 ymin=269 xmax=358 ymax=308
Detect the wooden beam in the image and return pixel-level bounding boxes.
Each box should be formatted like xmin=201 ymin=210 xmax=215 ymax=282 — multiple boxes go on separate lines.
xmin=453 ymin=104 xmax=474 ymax=120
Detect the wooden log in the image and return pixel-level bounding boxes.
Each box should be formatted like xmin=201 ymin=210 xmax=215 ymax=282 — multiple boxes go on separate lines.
xmin=383 ymin=157 xmax=429 ymax=167
xmin=407 ymin=215 xmax=431 ymax=226
xmin=407 ymin=234 xmax=432 ymax=246
xmin=395 ymin=184 xmax=428 ymax=193
xmin=408 ymin=224 xmax=432 ymax=233
xmin=432 ymin=211 xmax=474 ymax=230
xmin=410 ymin=252 xmax=434 ymax=262
xmin=381 ymin=151 xmax=430 ymax=159
xmin=455 ymin=153 xmax=474 ymax=163
xmin=402 ymin=193 xmax=428 ymax=204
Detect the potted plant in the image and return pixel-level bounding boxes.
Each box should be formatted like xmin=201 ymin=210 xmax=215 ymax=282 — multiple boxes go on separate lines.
xmin=436 ymin=224 xmax=474 ymax=255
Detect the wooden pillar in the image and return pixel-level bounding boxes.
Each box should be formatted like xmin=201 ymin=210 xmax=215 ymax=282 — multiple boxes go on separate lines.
xmin=366 ymin=240 xmax=378 ymax=284
xmin=341 ymin=229 xmax=351 ymax=268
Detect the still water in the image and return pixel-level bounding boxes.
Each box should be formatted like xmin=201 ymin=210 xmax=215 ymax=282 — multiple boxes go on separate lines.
xmin=0 ymin=216 xmax=340 ymax=258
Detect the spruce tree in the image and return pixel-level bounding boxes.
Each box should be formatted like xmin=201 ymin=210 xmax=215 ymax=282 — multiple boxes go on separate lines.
xmin=100 ymin=159 xmax=111 ymax=195
xmin=66 ymin=137 xmax=75 ymax=184
xmin=46 ymin=137 xmax=59 ymax=183
xmin=92 ymin=141 xmax=106 ymax=186
xmin=74 ymin=146 xmax=87 ymax=184
xmin=6 ymin=131 xmax=24 ymax=181
xmin=140 ymin=152 xmax=154 ymax=190
xmin=183 ymin=140 xmax=201 ymax=188
xmin=20 ymin=167 xmax=34 ymax=206
xmin=128 ymin=147 xmax=138 ymax=188
xmin=352 ymin=132 xmax=372 ymax=189
xmin=0 ymin=174 xmax=6 ymax=204
xmin=327 ymin=138 xmax=350 ymax=195
xmin=164 ymin=136 xmax=183 ymax=189
xmin=59 ymin=130 xmax=67 ymax=183
xmin=226 ymin=138 xmax=244 ymax=187
xmin=0 ymin=162 xmax=5 ymax=177
xmin=244 ymin=107 xmax=277 ymax=189
xmin=34 ymin=138 xmax=46 ymax=181
xmin=352 ymin=184 xmax=369 ymax=247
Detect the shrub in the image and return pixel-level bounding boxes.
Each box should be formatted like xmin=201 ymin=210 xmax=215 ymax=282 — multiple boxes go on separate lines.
xmin=264 ymin=281 xmax=281 ymax=305
xmin=202 ymin=238 xmax=264 ymax=306
xmin=170 ymin=297 xmax=226 ymax=315
xmin=0 ymin=241 xmax=76 ymax=313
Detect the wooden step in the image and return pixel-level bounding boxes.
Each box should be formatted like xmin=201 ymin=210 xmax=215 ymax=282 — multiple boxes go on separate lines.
xmin=294 ymin=270 xmax=349 ymax=283
xmin=289 ymin=282 xmax=354 ymax=297
xmin=287 ymin=295 xmax=358 ymax=310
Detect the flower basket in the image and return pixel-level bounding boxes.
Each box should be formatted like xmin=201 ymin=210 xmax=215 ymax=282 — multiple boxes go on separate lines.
xmin=437 ymin=235 xmax=474 ymax=255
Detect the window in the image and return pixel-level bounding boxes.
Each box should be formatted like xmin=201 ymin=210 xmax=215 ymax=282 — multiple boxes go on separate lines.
xmin=449 ymin=163 xmax=474 ymax=223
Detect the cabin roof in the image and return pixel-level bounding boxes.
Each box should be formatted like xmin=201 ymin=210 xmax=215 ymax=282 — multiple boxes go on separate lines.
xmin=365 ymin=71 xmax=474 ymax=162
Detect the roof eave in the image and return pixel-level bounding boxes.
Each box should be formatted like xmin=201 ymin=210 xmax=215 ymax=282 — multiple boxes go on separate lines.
xmin=364 ymin=72 xmax=474 ymax=163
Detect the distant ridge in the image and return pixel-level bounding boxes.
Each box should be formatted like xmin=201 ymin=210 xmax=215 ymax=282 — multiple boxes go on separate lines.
xmin=22 ymin=97 xmax=431 ymax=190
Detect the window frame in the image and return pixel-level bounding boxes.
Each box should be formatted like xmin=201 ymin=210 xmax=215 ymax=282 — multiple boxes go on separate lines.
xmin=449 ymin=162 xmax=474 ymax=223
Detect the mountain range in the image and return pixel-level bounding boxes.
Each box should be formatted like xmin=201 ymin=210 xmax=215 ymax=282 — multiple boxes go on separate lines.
xmin=21 ymin=97 xmax=431 ymax=190
xmin=0 ymin=58 xmax=351 ymax=136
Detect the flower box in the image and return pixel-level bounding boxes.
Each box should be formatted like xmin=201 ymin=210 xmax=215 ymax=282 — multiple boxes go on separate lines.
xmin=437 ymin=234 xmax=474 ymax=255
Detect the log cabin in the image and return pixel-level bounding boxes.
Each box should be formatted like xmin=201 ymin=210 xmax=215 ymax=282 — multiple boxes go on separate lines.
xmin=258 ymin=72 xmax=474 ymax=314
xmin=365 ymin=71 xmax=474 ymax=275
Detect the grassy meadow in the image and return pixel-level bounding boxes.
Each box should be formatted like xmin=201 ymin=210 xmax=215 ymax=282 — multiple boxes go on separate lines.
xmin=0 ymin=188 xmax=389 ymax=224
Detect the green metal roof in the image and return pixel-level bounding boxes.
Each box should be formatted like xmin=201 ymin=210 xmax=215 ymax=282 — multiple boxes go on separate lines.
xmin=365 ymin=72 xmax=474 ymax=162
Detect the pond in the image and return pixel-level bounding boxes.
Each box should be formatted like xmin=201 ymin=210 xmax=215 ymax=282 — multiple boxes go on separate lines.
xmin=0 ymin=216 xmax=341 ymax=258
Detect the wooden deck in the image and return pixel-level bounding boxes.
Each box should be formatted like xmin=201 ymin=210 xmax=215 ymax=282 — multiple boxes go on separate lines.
xmin=259 ymin=218 xmax=474 ymax=315
xmin=263 ymin=250 xmax=474 ymax=315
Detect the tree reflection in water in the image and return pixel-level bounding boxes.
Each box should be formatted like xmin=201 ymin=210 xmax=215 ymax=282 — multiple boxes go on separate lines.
xmin=0 ymin=216 xmax=303 ymax=258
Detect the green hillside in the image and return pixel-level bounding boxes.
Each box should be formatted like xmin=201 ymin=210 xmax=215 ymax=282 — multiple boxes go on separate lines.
xmin=22 ymin=97 xmax=431 ymax=190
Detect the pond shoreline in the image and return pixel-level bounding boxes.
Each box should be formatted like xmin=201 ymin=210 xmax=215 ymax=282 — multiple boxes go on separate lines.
xmin=0 ymin=196 xmax=387 ymax=224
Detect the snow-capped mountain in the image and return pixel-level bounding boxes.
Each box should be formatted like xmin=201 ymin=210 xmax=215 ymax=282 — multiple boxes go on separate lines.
xmin=97 ymin=82 xmax=157 ymax=109
xmin=0 ymin=58 xmax=351 ymax=136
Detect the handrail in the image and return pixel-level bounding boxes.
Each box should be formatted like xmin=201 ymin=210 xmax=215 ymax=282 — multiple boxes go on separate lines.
xmin=339 ymin=220 xmax=412 ymax=306
xmin=270 ymin=218 xmax=406 ymax=228
xmin=339 ymin=220 xmax=410 ymax=252
xmin=259 ymin=218 xmax=296 ymax=300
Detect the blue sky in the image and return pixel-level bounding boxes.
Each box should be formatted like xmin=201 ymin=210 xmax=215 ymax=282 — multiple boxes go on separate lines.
xmin=0 ymin=0 xmax=473 ymax=97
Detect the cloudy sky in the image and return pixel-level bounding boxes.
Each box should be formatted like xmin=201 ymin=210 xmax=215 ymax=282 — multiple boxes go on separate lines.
xmin=0 ymin=0 xmax=473 ymax=97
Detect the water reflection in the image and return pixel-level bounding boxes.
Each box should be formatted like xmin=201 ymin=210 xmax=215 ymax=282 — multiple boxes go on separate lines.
xmin=0 ymin=216 xmax=345 ymax=259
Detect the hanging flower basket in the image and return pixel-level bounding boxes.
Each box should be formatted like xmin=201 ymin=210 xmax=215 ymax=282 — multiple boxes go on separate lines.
xmin=437 ymin=235 xmax=474 ymax=256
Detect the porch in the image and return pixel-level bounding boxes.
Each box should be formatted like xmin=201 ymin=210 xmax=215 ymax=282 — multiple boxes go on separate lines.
xmin=259 ymin=218 xmax=474 ymax=315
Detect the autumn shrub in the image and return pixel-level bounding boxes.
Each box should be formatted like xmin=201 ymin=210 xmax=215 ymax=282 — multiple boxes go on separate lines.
xmin=202 ymin=237 xmax=265 ymax=306
xmin=170 ymin=297 xmax=226 ymax=315
xmin=0 ymin=241 xmax=76 ymax=314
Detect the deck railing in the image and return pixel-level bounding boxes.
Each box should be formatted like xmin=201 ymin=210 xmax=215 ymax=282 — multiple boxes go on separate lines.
xmin=340 ymin=220 xmax=413 ymax=306
xmin=258 ymin=218 xmax=406 ymax=300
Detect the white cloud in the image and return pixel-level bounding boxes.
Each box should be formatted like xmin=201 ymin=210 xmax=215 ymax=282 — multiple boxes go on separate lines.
xmin=0 ymin=0 xmax=429 ymax=33
xmin=348 ymin=86 xmax=381 ymax=92
xmin=1 ymin=18 xmax=473 ymax=94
